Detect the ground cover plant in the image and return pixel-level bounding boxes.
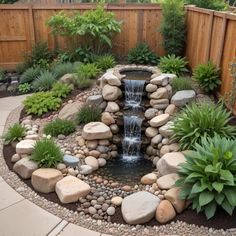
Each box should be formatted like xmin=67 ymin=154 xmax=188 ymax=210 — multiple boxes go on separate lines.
xmin=172 ymin=102 xmax=236 ymax=150
xmin=176 ymin=135 xmax=236 ymax=219
xmin=23 ymin=92 xmax=62 ymax=116
xmin=127 ymin=43 xmax=159 ymax=65
xmin=43 ymin=119 xmax=76 ymax=137
xmin=4 ymin=124 xmax=26 ymax=144
xmin=159 ymin=54 xmax=188 ymax=76
xmin=31 ymin=138 xmax=63 ymax=167
xmin=160 ymin=0 xmax=186 ymax=56
xmin=193 ymin=62 xmax=221 ymax=93
xmin=76 ymin=63 xmax=101 ymax=80
xmin=74 ymin=77 xmax=94 ymax=89
xmin=171 ymin=77 xmax=192 ymax=92
xmin=76 ymin=105 xmax=102 ymax=124
xmin=18 ymin=83 xmax=32 ymax=94
xmin=47 ymin=5 xmax=122 ymax=54
xmin=51 ymin=82 xmax=72 ymax=98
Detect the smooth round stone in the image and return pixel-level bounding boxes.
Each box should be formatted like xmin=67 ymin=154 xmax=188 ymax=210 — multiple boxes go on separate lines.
xmin=107 ymin=206 xmax=116 ymax=216
xmin=111 ymin=196 xmax=123 ymax=206
xmin=63 ymin=155 xmax=80 ymax=168
xmin=88 ymin=206 xmax=97 ymax=215
xmin=146 ymin=84 xmax=158 ymax=93
xmin=11 ymin=153 xmax=20 ymax=163
xmin=80 ymin=165 xmax=93 ymax=175
xmin=98 ymin=158 xmax=106 ymax=167
xmin=150 ymin=114 xmax=170 ymax=127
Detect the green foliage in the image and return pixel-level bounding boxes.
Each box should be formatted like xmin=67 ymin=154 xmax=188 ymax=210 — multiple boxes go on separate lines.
xmin=171 ymin=77 xmax=192 ymax=92
xmin=4 ymin=124 xmax=26 ymax=144
xmin=176 ymin=135 xmax=236 ymax=219
xmin=23 ymin=92 xmax=62 ymax=116
xmin=43 ymin=119 xmax=76 ymax=137
xmin=185 ymin=0 xmax=228 ymax=10
xmin=20 ymin=67 xmax=41 ymax=84
xmin=51 ymin=62 xmax=77 ymax=79
xmin=160 ymin=0 xmax=186 ymax=56
xmin=18 ymin=83 xmax=32 ymax=94
xmin=31 ymin=138 xmax=63 ymax=167
xmin=172 ymin=102 xmax=236 ymax=150
xmin=32 ymin=71 xmax=56 ymax=92
xmin=95 ymin=54 xmax=116 ymax=71
xmin=47 ymin=6 xmax=122 ymax=54
xmin=193 ymin=62 xmax=221 ymax=93
xmin=127 ymin=43 xmax=159 ymax=65
xmin=76 ymin=105 xmax=102 ymax=124
xmin=76 ymin=63 xmax=101 ymax=80
xmin=57 ymin=47 xmax=95 ymax=64
xmin=159 ymin=54 xmax=188 ymax=76
xmin=24 ymin=42 xmax=52 ymax=69
xmin=0 ymin=68 xmax=6 ymax=82
xmin=74 ymin=77 xmax=94 ymax=89
xmin=51 ymin=82 xmax=72 ymax=98
xmin=0 ymin=0 xmax=17 ymax=3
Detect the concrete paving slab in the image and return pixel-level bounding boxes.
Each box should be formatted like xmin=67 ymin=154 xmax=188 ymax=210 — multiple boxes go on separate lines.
xmin=47 ymin=220 xmax=68 ymax=236
xmin=0 ymin=111 xmax=10 ymax=126
xmin=0 ymin=95 xmax=28 ymax=111
xmin=0 ymin=181 xmax=24 ymax=211
xmin=58 ymin=223 xmax=100 ymax=236
xmin=0 ymin=176 xmax=3 ymax=182
xmin=0 ymin=199 xmax=61 ymax=236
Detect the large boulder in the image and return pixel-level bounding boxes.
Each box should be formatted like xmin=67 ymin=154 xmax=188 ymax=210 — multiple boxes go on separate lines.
xmin=150 ymin=74 xmax=169 ymax=86
xmin=55 ymin=176 xmax=91 ymax=204
xmin=150 ymin=114 xmax=170 ymax=127
xmin=13 ymin=157 xmax=38 ymax=179
xmin=59 ymin=73 xmax=75 ymax=85
xmin=171 ymin=90 xmax=196 ymax=107
xmin=16 ymin=139 xmax=36 ymax=155
xmin=157 ymin=173 xmax=180 ymax=189
xmin=102 ymin=84 xmax=122 ymax=101
xmin=86 ymin=95 xmax=104 ymax=106
xmin=102 ymin=72 xmax=121 ymax=86
xmin=58 ymin=101 xmax=84 ymax=120
xmin=82 ymin=122 xmax=112 ymax=140
xmin=155 ymin=200 xmax=176 ymax=223
xmin=31 ymin=168 xmax=63 ymax=193
xmin=156 ymin=152 xmax=186 ymax=176
xmin=121 ymin=191 xmax=160 ymax=224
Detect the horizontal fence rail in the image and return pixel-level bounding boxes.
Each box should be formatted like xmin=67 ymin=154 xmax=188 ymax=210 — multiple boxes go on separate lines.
xmin=0 ymin=4 xmax=236 ymax=110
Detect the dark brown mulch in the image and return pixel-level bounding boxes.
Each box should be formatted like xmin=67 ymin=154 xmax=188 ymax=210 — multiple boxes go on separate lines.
xmin=3 ymin=144 xmax=236 ymax=230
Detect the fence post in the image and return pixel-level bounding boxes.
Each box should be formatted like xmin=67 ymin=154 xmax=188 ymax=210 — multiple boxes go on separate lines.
xmin=137 ymin=10 xmax=144 ymax=43
xmin=216 ymin=13 xmax=227 ymax=67
xmin=205 ymin=11 xmax=214 ymax=62
xmin=28 ymin=3 xmax=36 ymax=49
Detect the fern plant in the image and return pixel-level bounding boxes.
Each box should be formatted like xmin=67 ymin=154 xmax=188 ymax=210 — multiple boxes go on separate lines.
xmin=176 ymin=135 xmax=236 ymax=219
xmin=172 ymin=102 xmax=236 ymax=150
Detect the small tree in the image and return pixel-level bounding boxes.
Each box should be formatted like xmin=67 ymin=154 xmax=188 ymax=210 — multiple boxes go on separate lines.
xmin=47 ymin=5 xmax=122 ymax=54
xmin=160 ymin=0 xmax=186 ymax=56
xmin=185 ymin=0 xmax=228 ymax=10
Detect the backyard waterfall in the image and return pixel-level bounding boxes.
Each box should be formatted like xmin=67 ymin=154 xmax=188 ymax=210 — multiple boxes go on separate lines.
xmin=122 ymin=79 xmax=145 ymax=161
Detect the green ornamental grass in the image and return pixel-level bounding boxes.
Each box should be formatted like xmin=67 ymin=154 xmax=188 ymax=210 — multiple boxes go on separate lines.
xmin=4 ymin=123 xmax=26 ymax=144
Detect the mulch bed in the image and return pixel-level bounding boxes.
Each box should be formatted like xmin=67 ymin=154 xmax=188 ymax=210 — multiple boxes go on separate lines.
xmin=3 ymin=144 xmax=236 ymax=230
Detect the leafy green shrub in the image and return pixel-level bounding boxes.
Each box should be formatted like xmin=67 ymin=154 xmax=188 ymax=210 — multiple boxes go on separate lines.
xmin=18 ymin=83 xmax=32 ymax=94
xmin=0 ymin=68 xmax=6 ymax=82
xmin=23 ymin=92 xmax=62 ymax=116
xmin=0 ymin=0 xmax=18 ymax=3
xmin=74 ymin=77 xmax=94 ymax=89
xmin=51 ymin=82 xmax=72 ymax=98
xmin=43 ymin=119 xmax=75 ymax=137
xmin=159 ymin=54 xmax=188 ymax=76
xmin=176 ymin=135 xmax=236 ymax=219
xmin=47 ymin=5 xmax=122 ymax=54
xmin=193 ymin=62 xmax=221 ymax=93
xmin=32 ymin=71 xmax=56 ymax=92
xmin=51 ymin=62 xmax=77 ymax=79
xmin=31 ymin=138 xmax=63 ymax=167
xmin=20 ymin=67 xmax=42 ymax=84
xmin=160 ymin=0 xmax=186 ymax=56
xmin=127 ymin=43 xmax=159 ymax=65
xmin=95 ymin=54 xmax=116 ymax=71
xmin=172 ymin=102 xmax=236 ymax=150
xmin=4 ymin=124 xmax=26 ymax=144
xmin=171 ymin=77 xmax=192 ymax=92
xmin=185 ymin=0 xmax=228 ymax=10
xmin=76 ymin=63 xmax=101 ymax=80
xmin=24 ymin=42 xmax=52 ymax=69
xmin=76 ymin=105 xmax=101 ymax=124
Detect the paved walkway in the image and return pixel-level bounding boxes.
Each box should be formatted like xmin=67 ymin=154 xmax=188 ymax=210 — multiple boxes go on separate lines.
xmin=0 ymin=95 xmax=108 ymax=236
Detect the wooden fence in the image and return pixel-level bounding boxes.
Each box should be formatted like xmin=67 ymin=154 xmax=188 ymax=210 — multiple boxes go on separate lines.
xmin=0 ymin=3 xmax=236 ymax=106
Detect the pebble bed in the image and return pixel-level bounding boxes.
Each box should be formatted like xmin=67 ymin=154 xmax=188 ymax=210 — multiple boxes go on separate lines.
xmin=0 ymin=88 xmax=236 ymax=236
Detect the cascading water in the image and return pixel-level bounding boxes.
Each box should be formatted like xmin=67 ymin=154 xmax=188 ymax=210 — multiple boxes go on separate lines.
xmin=122 ymin=79 xmax=145 ymax=161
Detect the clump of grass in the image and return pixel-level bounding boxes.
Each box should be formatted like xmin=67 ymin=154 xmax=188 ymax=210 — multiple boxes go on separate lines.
xmin=4 ymin=123 xmax=26 ymax=144
xmin=43 ymin=119 xmax=76 ymax=137
xmin=51 ymin=62 xmax=77 ymax=79
xmin=74 ymin=77 xmax=94 ymax=89
xmin=32 ymin=71 xmax=56 ymax=91
xmin=20 ymin=67 xmax=41 ymax=84
xmin=31 ymin=138 xmax=63 ymax=167
xmin=76 ymin=105 xmax=102 ymax=125
xmin=171 ymin=77 xmax=192 ymax=92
